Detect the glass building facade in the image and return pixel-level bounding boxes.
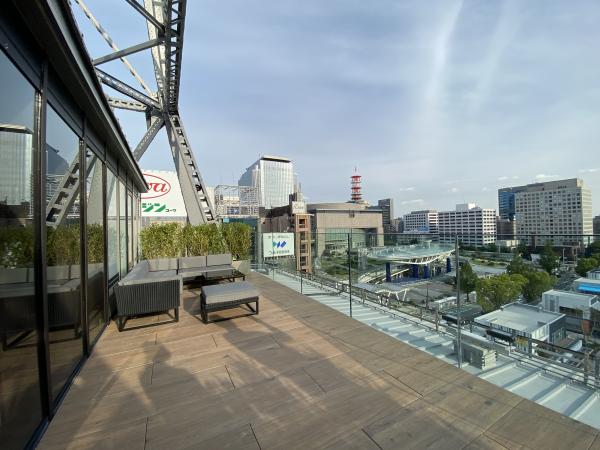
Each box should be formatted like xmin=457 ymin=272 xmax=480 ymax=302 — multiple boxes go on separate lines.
xmin=0 ymin=3 xmax=146 ymax=448
xmin=238 ymin=155 xmax=295 ymax=209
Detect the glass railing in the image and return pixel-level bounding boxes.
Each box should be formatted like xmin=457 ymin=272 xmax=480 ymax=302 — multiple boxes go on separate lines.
xmin=251 ymin=231 xmax=600 ymax=388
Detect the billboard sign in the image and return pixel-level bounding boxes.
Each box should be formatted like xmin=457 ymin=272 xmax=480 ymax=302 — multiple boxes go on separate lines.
xmin=291 ymin=201 xmax=306 ymax=215
xmin=141 ymin=170 xmax=187 ymax=217
xmin=263 ymin=232 xmax=295 ymax=258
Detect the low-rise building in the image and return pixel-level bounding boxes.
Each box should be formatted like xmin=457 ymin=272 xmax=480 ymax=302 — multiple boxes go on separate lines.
xmin=574 ymin=269 xmax=600 ymax=295
xmin=438 ymin=203 xmax=496 ymax=246
xmin=542 ymin=289 xmax=599 ymax=333
xmin=307 ymin=202 xmax=383 ymax=257
xmin=403 ymin=210 xmax=438 ymax=233
xmin=475 ymin=303 xmax=565 ymax=351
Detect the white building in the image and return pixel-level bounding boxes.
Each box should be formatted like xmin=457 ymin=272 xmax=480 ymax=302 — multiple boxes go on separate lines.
xmin=475 ymin=302 xmax=566 ymax=350
xmin=403 ymin=210 xmax=438 ymax=233
xmin=513 ymin=178 xmax=592 ymax=245
xmin=438 ymin=203 xmax=496 ymax=246
xmin=542 ymin=290 xmax=599 ymax=320
xmin=238 ymin=155 xmax=295 ymax=209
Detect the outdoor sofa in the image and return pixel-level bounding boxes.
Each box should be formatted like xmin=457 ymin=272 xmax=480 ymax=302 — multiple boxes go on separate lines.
xmin=0 ymin=264 xmax=103 ymax=347
xmin=114 ymin=253 xmax=238 ymax=330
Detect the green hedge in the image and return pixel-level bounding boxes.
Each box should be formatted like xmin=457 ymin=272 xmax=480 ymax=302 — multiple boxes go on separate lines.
xmin=0 ymin=223 xmax=104 ymax=268
xmin=140 ymin=222 xmax=253 ymax=260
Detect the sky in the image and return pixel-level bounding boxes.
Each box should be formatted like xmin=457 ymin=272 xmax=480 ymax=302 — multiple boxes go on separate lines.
xmin=72 ymin=0 xmax=600 ymax=216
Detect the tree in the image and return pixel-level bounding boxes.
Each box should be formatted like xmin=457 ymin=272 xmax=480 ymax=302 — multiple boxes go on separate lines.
xmin=539 ymin=243 xmax=559 ymax=275
xmin=506 ymin=254 xmax=530 ymax=277
xmin=521 ymin=271 xmax=555 ymax=303
xmin=575 ymin=257 xmax=599 ymax=277
xmin=476 ymin=274 xmax=527 ymax=312
xmin=516 ymin=243 xmax=531 ymax=260
xmin=458 ymin=262 xmax=478 ymax=301
xmin=585 ymin=241 xmax=600 ymax=259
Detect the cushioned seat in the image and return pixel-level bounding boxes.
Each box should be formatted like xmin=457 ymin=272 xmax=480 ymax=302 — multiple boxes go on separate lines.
xmin=200 ymin=281 xmax=259 ymax=323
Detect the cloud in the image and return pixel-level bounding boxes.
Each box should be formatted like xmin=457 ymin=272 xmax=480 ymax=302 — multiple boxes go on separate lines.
xmin=512 ymin=176 xmax=520 ymax=180
xmin=401 ymin=199 xmax=425 ymax=205
xmin=398 ymin=187 xmax=415 ymax=192
xmin=579 ymin=168 xmax=599 ymax=174
xmin=447 ymin=187 xmax=459 ymax=193
xmin=482 ymin=187 xmax=490 ymax=192
xmin=497 ymin=176 xmax=508 ymax=181
xmin=535 ymin=174 xmax=560 ymax=180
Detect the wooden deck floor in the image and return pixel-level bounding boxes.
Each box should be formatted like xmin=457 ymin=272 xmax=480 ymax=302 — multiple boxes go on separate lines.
xmin=39 ymin=273 xmax=600 ymax=450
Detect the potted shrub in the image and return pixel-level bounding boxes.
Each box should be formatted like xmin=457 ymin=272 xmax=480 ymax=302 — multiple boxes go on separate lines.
xmin=222 ymin=222 xmax=253 ymax=274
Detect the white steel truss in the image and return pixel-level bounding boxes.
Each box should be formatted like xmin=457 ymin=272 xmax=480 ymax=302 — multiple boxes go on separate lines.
xmin=47 ymin=0 xmax=215 ymax=226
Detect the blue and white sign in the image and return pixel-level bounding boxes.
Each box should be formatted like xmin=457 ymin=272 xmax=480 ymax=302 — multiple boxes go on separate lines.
xmin=263 ymin=232 xmax=295 ymax=258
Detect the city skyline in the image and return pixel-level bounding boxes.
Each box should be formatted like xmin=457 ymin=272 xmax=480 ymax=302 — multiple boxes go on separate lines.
xmin=72 ymin=1 xmax=600 ymax=215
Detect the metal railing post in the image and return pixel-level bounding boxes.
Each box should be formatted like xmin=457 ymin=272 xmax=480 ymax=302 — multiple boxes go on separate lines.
xmin=348 ymin=232 xmax=353 ymax=318
xmin=300 ymin=265 xmax=303 ymax=294
xmin=455 ymin=237 xmax=462 ymax=368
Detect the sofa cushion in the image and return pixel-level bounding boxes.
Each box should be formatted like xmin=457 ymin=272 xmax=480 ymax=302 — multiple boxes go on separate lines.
xmin=148 ymin=258 xmax=179 ymax=272
xmin=179 ymin=256 xmax=207 ymax=269
xmin=146 ymin=270 xmax=178 ymax=279
xmin=207 ymin=254 xmax=232 ymax=267
xmin=201 ymin=281 xmax=259 ymax=307
xmin=203 ymin=265 xmax=234 ymax=274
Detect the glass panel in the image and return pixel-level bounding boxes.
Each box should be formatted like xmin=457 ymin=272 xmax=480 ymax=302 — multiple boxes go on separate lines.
xmin=45 ymin=105 xmax=83 ymax=401
xmin=128 ymin=191 xmax=133 ymax=269
xmin=85 ymin=150 xmax=105 ymax=344
xmin=106 ymin=170 xmax=118 ymax=280
xmin=0 ymin=50 xmax=42 ymax=449
xmin=119 ymin=180 xmax=127 ymax=277
xmin=132 ymin=193 xmax=139 ymax=263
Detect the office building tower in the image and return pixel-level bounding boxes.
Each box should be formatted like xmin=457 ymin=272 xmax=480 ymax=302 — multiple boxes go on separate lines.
xmin=403 ymin=210 xmax=438 ymax=234
xmin=438 ymin=204 xmax=497 ymax=245
xmin=498 ymin=186 xmax=526 ymax=221
xmin=594 ymin=215 xmax=600 ymax=239
xmin=0 ymin=124 xmax=33 ymax=208
xmin=377 ymin=198 xmax=394 ymax=232
xmin=239 ymin=155 xmax=295 ymax=209
xmin=512 ymin=178 xmax=592 ymax=245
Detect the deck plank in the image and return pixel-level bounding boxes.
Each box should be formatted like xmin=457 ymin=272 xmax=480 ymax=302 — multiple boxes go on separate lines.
xmin=38 ymin=273 xmax=599 ymax=450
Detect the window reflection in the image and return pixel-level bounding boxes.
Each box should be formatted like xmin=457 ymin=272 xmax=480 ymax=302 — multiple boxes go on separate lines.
xmin=86 ymin=150 xmax=105 ymax=344
xmin=0 ymin=50 xmax=42 ymax=448
xmin=119 ymin=180 xmax=127 ymax=277
xmin=45 ymin=105 xmax=83 ymax=400
xmin=107 ymin=169 xmax=118 ymax=280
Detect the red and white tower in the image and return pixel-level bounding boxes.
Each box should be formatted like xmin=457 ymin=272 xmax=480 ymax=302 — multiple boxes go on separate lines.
xmin=350 ymin=167 xmax=362 ymax=203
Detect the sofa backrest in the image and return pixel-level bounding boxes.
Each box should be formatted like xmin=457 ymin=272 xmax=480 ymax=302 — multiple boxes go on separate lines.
xmin=148 ymin=258 xmax=179 ymax=272
xmin=179 ymin=256 xmax=207 ymax=269
xmin=121 ymin=260 xmax=149 ymax=282
xmin=0 ymin=267 xmax=29 ymax=284
xmin=207 ymin=253 xmax=232 ymax=267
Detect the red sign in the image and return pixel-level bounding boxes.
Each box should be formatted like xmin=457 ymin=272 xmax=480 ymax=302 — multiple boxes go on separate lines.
xmin=142 ymin=173 xmax=171 ymax=199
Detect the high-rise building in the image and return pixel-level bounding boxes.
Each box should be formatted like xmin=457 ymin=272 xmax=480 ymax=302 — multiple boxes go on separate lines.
xmin=594 ymin=215 xmax=600 ymax=238
xmin=238 ymin=155 xmax=295 ymax=209
xmin=377 ymin=198 xmax=394 ymax=232
xmin=390 ymin=217 xmax=404 ymax=233
xmin=438 ymin=204 xmax=496 ymax=246
xmin=498 ymin=186 xmax=526 ymax=221
xmin=512 ymin=178 xmax=592 ymax=245
xmin=403 ymin=210 xmax=438 ymax=233
xmin=0 ymin=124 xmax=33 ymax=207
xmin=496 ymin=216 xmax=516 ymax=239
